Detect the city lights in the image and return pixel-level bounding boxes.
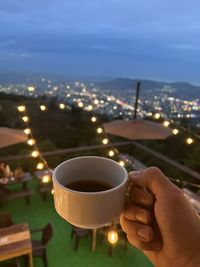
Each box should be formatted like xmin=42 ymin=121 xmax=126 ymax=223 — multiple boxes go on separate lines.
xmin=94 ymin=99 xmax=99 ymax=105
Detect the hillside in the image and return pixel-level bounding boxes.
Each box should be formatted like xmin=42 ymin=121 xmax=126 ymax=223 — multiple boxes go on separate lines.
xmin=99 ymin=78 xmax=200 ymax=98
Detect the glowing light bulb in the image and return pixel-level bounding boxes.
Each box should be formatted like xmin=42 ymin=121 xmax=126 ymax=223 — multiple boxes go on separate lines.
xmin=28 ymin=86 xmax=35 ymax=92
xmin=91 ymin=117 xmax=97 ymax=122
xmin=78 ymin=102 xmax=84 ymax=108
xmin=22 ymin=116 xmax=29 ymax=122
xmin=17 ymin=106 xmax=26 ymax=112
xmin=163 ymin=121 xmax=170 ymax=127
xmin=108 ymin=150 xmax=115 ymax=157
xmin=97 ymin=128 xmax=103 ymax=134
xmin=40 ymin=105 xmax=46 ymax=111
xmin=42 ymin=175 xmax=51 ymax=183
xmin=31 ymin=151 xmax=39 ymax=158
xmin=119 ymin=161 xmax=125 ymax=167
xmin=87 ymin=105 xmax=93 ymax=111
xmin=37 ymin=162 xmax=45 ymax=170
xmin=186 ymin=137 xmax=194 ymax=145
xmin=59 ymin=103 xmax=65 ymax=109
xmin=24 ymin=128 xmax=31 ymax=135
xmin=27 ymin=139 xmax=35 ymax=146
xmin=108 ymin=230 xmax=118 ymax=245
xmin=173 ymin=129 xmax=179 ymax=135
xmin=51 ymin=189 xmax=54 ymax=195
xmin=94 ymin=99 xmax=99 ymax=105
xmin=102 ymin=138 xmax=109 ymax=145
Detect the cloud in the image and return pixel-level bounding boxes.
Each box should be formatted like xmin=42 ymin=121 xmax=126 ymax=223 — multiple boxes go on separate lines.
xmin=0 ymin=0 xmax=200 ymax=82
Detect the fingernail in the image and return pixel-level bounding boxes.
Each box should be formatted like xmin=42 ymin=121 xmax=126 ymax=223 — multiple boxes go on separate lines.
xmin=137 ymin=228 xmax=150 ymax=241
xmin=129 ymin=171 xmax=142 ymax=178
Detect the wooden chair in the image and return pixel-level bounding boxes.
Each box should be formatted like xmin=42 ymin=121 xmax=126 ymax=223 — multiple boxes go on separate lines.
xmin=0 ymin=259 xmax=21 ymax=267
xmin=71 ymin=226 xmax=92 ymax=251
xmin=31 ymin=223 xmax=53 ymax=267
xmin=0 ymin=211 xmax=13 ymax=228
xmin=0 ymin=186 xmax=33 ymax=205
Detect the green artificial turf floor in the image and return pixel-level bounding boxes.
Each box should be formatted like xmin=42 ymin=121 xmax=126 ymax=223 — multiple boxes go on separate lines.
xmin=1 ymin=179 xmax=153 ymax=267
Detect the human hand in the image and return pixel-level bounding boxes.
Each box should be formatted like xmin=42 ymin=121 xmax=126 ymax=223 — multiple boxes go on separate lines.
xmin=120 ymin=167 xmax=200 ymax=267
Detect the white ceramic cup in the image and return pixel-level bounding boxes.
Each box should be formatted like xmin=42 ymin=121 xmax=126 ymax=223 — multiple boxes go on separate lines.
xmin=53 ymin=156 xmax=128 ymax=229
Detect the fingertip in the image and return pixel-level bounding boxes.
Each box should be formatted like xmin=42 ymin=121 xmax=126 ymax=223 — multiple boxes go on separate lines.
xmin=129 ymin=170 xmax=143 ymax=179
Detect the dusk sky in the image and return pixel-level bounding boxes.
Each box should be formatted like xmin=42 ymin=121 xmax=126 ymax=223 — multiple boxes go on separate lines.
xmin=1 ymin=0 xmax=200 ymax=83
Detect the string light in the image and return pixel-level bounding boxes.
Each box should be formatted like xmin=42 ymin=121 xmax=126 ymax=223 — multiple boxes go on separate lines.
xmin=78 ymin=102 xmax=84 ymax=108
xmin=31 ymin=150 xmax=39 ymax=158
xmin=22 ymin=116 xmax=29 ymax=122
xmin=186 ymin=137 xmax=194 ymax=145
xmin=59 ymin=103 xmax=65 ymax=109
xmin=94 ymin=99 xmax=99 ymax=105
xmin=87 ymin=105 xmax=93 ymax=111
xmin=42 ymin=175 xmax=51 ymax=183
xmin=17 ymin=106 xmax=26 ymax=112
xmin=97 ymin=127 xmax=103 ymax=134
xmin=28 ymin=86 xmax=35 ymax=92
xmin=37 ymin=162 xmax=45 ymax=170
xmin=40 ymin=105 xmax=47 ymax=111
xmin=173 ymin=129 xmax=179 ymax=135
xmin=119 ymin=160 xmax=125 ymax=167
xmin=24 ymin=128 xmax=31 ymax=135
xmin=27 ymin=139 xmax=35 ymax=146
xmin=154 ymin=113 xmax=161 ymax=119
xmin=163 ymin=121 xmax=170 ymax=127
xmin=108 ymin=150 xmax=115 ymax=157
xmin=91 ymin=116 xmax=97 ymax=122
xmin=102 ymin=138 xmax=109 ymax=145
xmin=51 ymin=189 xmax=54 ymax=195
xmin=108 ymin=230 xmax=118 ymax=245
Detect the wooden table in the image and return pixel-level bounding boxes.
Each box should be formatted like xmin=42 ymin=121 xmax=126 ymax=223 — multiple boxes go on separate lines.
xmin=0 ymin=223 xmax=33 ymax=267
xmin=0 ymin=173 xmax=33 ymax=190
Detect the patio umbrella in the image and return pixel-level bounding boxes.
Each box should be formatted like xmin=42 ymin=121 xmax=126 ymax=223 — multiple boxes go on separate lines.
xmin=103 ymin=119 xmax=172 ymax=140
xmin=103 ymin=82 xmax=172 ymax=140
xmin=0 ymin=127 xmax=27 ymax=149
